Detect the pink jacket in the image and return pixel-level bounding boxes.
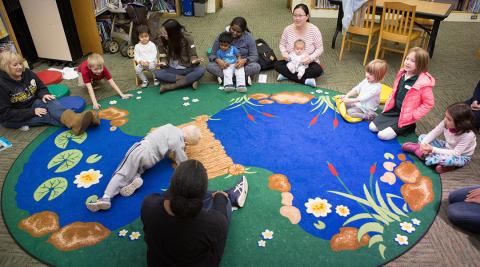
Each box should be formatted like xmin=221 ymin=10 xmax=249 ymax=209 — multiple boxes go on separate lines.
xmin=383 ymin=69 xmax=435 ymax=128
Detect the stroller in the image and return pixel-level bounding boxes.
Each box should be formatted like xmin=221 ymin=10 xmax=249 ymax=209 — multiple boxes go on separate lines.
xmin=103 ymin=1 xmax=148 ymax=58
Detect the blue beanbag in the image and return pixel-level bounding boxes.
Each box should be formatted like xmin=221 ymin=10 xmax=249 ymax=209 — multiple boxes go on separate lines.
xmin=58 ymin=96 xmax=86 ymax=113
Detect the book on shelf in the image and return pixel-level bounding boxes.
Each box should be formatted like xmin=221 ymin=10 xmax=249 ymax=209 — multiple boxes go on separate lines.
xmin=314 ymin=0 xmax=338 ymax=9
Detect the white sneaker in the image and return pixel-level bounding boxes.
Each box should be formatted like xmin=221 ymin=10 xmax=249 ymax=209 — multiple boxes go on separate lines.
xmin=120 ymin=176 xmax=143 ymax=197
xmin=305 ymin=78 xmax=317 ymax=87
xmin=86 ymin=197 xmax=111 ymax=212
xmin=153 ymin=79 xmax=160 ymax=86
xmin=226 ymin=176 xmax=248 ymax=208
xmin=141 ymin=80 xmax=149 ymax=88
xmin=277 ymin=74 xmax=288 ymax=81
xmin=217 ymin=77 xmax=223 ymax=85
xmin=19 ymin=125 xmax=30 ymax=132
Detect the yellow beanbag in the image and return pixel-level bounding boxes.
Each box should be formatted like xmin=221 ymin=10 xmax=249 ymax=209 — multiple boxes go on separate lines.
xmin=333 ymin=95 xmax=362 ymax=123
xmin=380 ymin=84 xmax=393 ymax=104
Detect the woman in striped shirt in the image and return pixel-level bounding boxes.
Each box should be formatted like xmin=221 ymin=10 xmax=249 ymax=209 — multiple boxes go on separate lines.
xmin=275 ymin=3 xmax=324 ymax=87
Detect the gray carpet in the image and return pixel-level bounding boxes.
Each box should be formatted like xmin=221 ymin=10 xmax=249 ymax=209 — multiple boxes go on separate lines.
xmin=1 ymin=0 xmax=480 ymax=265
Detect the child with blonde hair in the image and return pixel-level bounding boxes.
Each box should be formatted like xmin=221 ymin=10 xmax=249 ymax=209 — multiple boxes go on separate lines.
xmin=78 ymin=53 xmax=132 ymax=110
xmin=369 ymin=47 xmax=435 ymax=140
xmin=340 ymin=59 xmax=387 ymax=120
xmin=402 ymin=103 xmax=477 ymax=174
xmin=86 ymin=124 xmax=201 ymax=212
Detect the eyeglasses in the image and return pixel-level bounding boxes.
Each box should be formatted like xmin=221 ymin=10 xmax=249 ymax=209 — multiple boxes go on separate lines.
xmin=293 ymin=14 xmax=306 ymax=18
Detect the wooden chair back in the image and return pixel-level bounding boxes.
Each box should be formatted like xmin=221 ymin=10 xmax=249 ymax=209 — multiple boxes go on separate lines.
xmin=348 ymin=0 xmax=377 ymax=36
xmin=379 ymin=2 xmax=417 ymax=43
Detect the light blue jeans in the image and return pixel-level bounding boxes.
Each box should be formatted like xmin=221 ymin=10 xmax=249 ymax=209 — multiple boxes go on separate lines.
xmin=418 ymin=134 xmax=471 ymax=167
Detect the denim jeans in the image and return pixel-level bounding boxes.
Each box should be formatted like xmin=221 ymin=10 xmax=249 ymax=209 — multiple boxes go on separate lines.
xmin=203 ymin=192 xmax=232 ymax=223
xmin=447 ymin=185 xmax=480 ymax=234
xmin=154 ymin=66 xmax=205 ymax=85
xmin=2 ymin=99 xmax=66 ymax=129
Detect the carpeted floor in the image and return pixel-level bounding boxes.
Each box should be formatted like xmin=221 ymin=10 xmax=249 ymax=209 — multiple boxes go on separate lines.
xmin=1 ymin=0 xmax=480 ymax=266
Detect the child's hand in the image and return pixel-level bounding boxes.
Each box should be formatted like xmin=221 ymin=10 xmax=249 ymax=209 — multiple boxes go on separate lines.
xmin=93 ymin=102 xmax=101 ymax=110
xmin=121 ymin=94 xmax=133 ymax=99
xmin=140 ymin=61 xmax=148 ymax=67
xmin=420 ymin=144 xmax=433 ymax=154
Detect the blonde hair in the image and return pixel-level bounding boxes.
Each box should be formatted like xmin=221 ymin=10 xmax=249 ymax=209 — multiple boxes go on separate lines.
xmin=182 ymin=125 xmax=201 ymax=145
xmin=0 ymin=51 xmax=25 ymax=73
xmin=407 ymin=47 xmax=429 ymax=74
xmin=365 ymin=59 xmax=388 ymax=82
xmin=87 ymin=53 xmax=104 ymax=68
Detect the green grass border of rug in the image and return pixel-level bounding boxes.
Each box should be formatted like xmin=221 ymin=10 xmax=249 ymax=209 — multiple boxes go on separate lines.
xmin=1 ymin=83 xmax=442 ymax=266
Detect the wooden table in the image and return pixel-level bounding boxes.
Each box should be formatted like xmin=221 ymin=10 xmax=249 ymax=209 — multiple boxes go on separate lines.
xmin=329 ymin=0 xmax=453 ymax=58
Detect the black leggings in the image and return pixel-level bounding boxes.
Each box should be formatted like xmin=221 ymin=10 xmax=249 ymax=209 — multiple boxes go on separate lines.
xmin=274 ymin=60 xmax=323 ymax=84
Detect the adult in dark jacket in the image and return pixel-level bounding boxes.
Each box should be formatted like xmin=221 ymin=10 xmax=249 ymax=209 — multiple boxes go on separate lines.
xmin=465 ymin=80 xmax=480 ymax=129
xmin=207 ymin=17 xmax=260 ymax=85
xmin=0 ymin=51 xmax=97 ymax=135
xmin=141 ymin=159 xmax=248 ymax=267
xmin=447 ymin=185 xmax=480 ymax=234
xmin=154 ymin=19 xmax=205 ymax=93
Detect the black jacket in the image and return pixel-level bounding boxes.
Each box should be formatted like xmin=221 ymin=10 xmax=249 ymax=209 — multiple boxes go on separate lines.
xmin=0 ymin=69 xmax=48 ymax=124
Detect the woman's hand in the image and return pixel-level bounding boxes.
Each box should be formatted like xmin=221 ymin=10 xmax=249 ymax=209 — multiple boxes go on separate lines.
xmin=235 ymin=58 xmax=247 ymax=68
xmin=212 ymin=191 xmax=228 ymax=198
xmin=121 ymin=93 xmax=133 ymax=99
xmin=34 ymin=107 xmax=47 ymax=117
xmin=42 ymin=94 xmax=56 ymax=103
xmin=191 ymin=57 xmax=204 ymax=65
xmin=301 ymin=56 xmax=312 ymax=65
xmin=158 ymin=62 xmax=167 ymax=68
xmin=282 ymin=53 xmax=289 ymax=61
xmin=471 ymin=100 xmax=480 ymax=111
xmin=420 ymin=144 xmax=433 ymax=154
xmin=465 ymin=188 xmax=480 ymax=204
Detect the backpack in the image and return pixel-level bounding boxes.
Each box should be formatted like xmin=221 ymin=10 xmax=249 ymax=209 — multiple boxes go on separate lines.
xmin=255 ymin=39 xmax=277 ymax=70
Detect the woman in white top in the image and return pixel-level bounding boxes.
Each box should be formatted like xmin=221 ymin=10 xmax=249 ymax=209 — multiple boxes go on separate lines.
xmin=275 ymin=3 xmax=324 ymax=87
xmin=402 ymin=102 xmax=477 ymax=174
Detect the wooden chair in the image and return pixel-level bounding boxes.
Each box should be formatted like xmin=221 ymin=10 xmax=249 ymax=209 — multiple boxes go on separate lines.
xmin=338 ymin=0 xmax=380 ymax=65
xmin=374 ymin=2 xmax=422 ymax=67
xmin=413 ymin=0 xmax=435 ymax=49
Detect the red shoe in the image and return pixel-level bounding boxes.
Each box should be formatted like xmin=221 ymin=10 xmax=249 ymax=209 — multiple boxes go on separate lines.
xmin=402 ymin=142 xmax=420 ymax=153
xmin=435 ymin=165 xmax=457 ymax=174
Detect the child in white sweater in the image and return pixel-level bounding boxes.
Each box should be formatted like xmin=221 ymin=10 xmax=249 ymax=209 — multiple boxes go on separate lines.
xmin=340 ymin=59 xmax=387 ymax=120
xmin=134 ymin=25 xmax=159 ymax=88
xmin=402 ymin=102 xmax=477 ymax=173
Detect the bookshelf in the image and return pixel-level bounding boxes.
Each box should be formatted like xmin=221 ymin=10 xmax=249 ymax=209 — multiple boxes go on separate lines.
xmin=0 ymin=0 xmax=21 ymax=56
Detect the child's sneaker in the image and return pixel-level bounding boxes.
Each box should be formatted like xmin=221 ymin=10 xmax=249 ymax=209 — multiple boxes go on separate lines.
xmin=87 ymin=197 xmax=111 ymax=212
xmin=120 ymin=176 xmax=143 ymax=197
xmin=153 ymin=79 xmax=160 ymax=86
xmin=226 ymin=175 xmax=248 ymax=208
xmin=304 ymin=78 xmax=317 ymax=87
xmin=435 ymin=165 xmax=457 ymax=174
xmin=401 ymin=142 xmax=425 ymax=160
xmin=277 ymin=74 xmax=288 ymax=81
xmin=141 ymin=80 xmax=149 ymax=88
xmin=236 ymin=85 xmax=247 ymax=93
xmin=224 ymin=84 xmax=235 ymax=92
xmin=217 ymin=77 xmax=223 ymax=85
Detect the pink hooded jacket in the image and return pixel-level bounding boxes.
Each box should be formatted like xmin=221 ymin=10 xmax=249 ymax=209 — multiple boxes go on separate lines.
xmin=383 ymin=69 xmax=435 ymax=128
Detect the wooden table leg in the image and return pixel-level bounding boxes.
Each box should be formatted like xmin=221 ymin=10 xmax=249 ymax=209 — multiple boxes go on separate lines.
xmin=427 ymin=19 xmax=440 ymax=58
xmin=331 ymin=3 xmax=343 ymax=49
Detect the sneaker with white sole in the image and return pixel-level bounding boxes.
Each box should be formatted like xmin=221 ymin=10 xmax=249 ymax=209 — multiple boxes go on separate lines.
xmin=141 ymin=80 xmax=149 ymax=88
xmin=120 ymin=176 xmax=144 ymax=197
xmin=217 ymin=77 xmax=223 ymax=85
xmin=87 ymin=197 xmax=111 ymax=212
xmin=226 ymin=175 xmax=248 ymax=208
xmin=304 ymin=78 xmax=317 ymax=87
xmin=153 ymin=79 xmax=160 ymax=86
xmin=277 ymin=74 xmax=288 ymax=81
xmin=236 ymin=85 xmax=247 ymax=93
xmin=224 ymin=84 xmax=235 ymax=92
xmin=19 ymin=125 xmax=30 ymax=132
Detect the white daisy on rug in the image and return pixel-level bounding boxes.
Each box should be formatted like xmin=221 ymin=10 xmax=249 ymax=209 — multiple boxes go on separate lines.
xmin=257 ymin=240 xmax=266 ymax=247
xmin=136 ymin=96 xmax=141 ymax=100
xmin=400 ymin=222 xmax=416 ymax=233
xmin=74 ymin=169 xmax=103 ymax=188
xmin=394 ymin=234 xmax=408 ymax=245
xmin=129 ymin=231 xmax=141 ymax=240
xmin=137 ymin=91 xmax=143 ymax=94
xmin=411 ymin=218 xmax=421 ymax=226
xmin=183 ymin=102 xmax=190 ymax=106
xmin=192 ymin=98 xmax=199 ymax=103
xmin=262 ymin=229 xmax=274 ymax=240
xmin=182 ymin=96 xmax=190 ymax=101
xmin=305 ymin=197 xmax=332 ymax=217
xmin=335 ymin=205 xmax=350 ymax=217
xmin=118 ymin=229 xmax=128 ymax=237
xmin=109 ymin=100 xmax=117 ymax=105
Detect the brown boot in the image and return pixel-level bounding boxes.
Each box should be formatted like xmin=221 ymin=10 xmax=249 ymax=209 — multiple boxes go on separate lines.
xmin=90 ymin=110 xmax=100 ymax=126
xmin=60 ymin=110 xmax=93 ymax=135
xmin=159 ymin=76 xmax=189 ymax=94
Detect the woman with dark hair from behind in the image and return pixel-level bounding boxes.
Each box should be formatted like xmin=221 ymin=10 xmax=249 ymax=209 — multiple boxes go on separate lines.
xmin=154 ymin=19 xmax=205 ymax=93
xmin=141 ymin=160 xmax=248 ymax=266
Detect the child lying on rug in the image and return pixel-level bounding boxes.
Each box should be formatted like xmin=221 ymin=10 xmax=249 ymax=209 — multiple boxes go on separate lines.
xmin=339 ymin=59 xmax=387 ymax=121
xmin=402 ymin=103 xmax=477 ymax=174
xmin=86 ymin=124 xmax=201 ymax=212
